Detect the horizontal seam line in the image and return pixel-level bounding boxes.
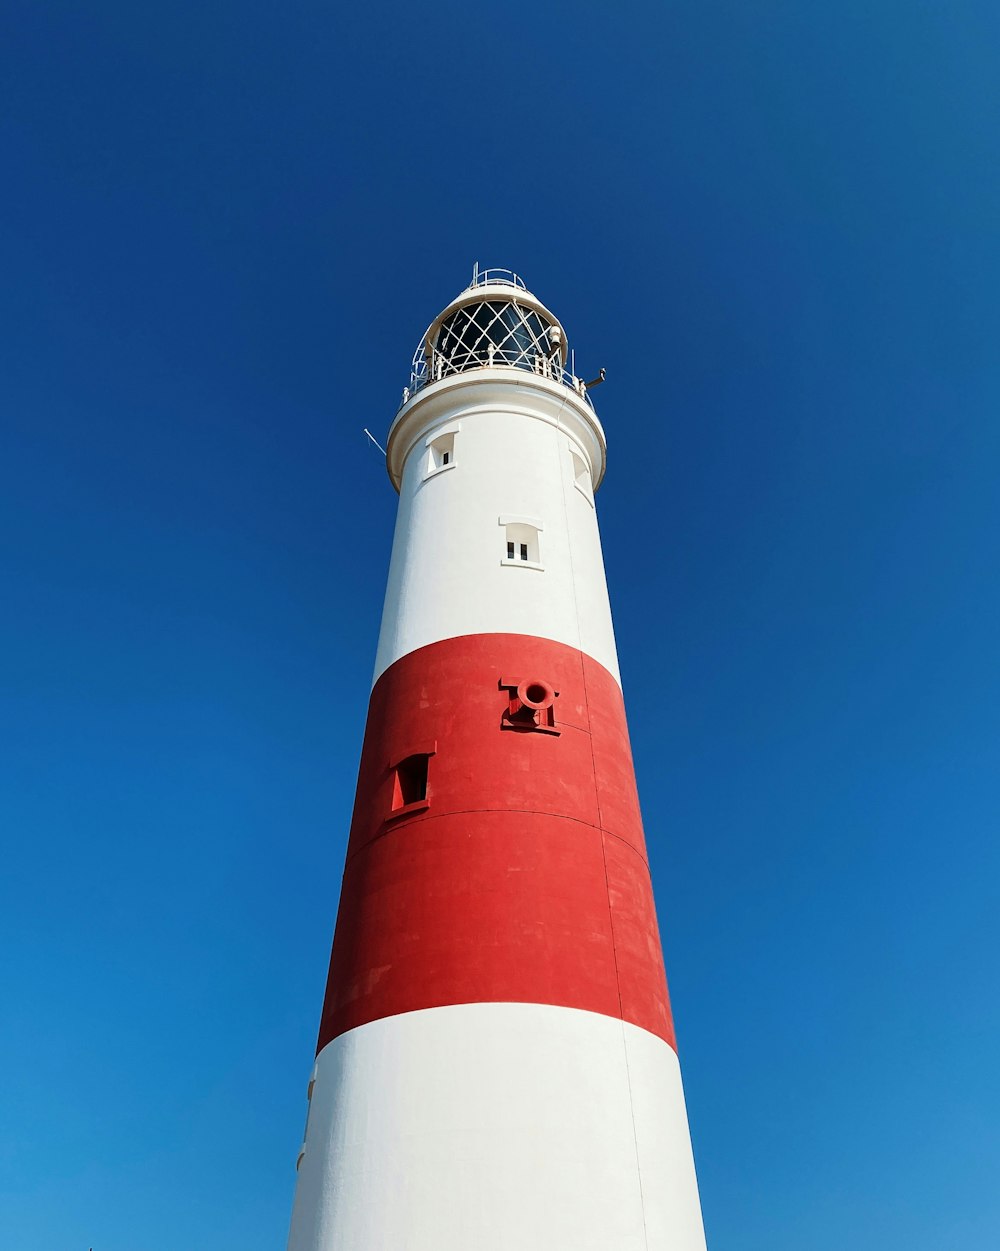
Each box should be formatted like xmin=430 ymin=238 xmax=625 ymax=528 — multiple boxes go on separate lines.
xmin=345 ymin=808 xmax=650 ymax=872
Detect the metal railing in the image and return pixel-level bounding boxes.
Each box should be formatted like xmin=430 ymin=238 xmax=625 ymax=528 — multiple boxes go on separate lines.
xmin=402 ymin=343 xmax=594 ymax=410
xmin=468 ymin=265 xmax=527 ymax=291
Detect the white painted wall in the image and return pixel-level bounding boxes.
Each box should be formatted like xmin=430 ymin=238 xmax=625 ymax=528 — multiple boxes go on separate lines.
xmin=288 ymin=1003 xmax=706 ymax=1251
xmin=375 ymin=372 xmax=621 ymax=686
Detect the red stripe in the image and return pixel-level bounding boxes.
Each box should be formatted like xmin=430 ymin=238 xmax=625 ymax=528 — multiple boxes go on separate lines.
xmin=317 ymin=634 xmax=675 ymax=1051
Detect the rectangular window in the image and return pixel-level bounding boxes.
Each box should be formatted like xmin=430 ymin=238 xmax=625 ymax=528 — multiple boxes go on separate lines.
xmin=500 ymin=517 xmax=543 ymax=569
xmin=393 ymin=754 xmax=429 ymax=810
xmin=425 ymin=429 xmax=458 ymax=478
xmin=387 ymin=745 xmax=435 ymax=821
xmin=571 ymin=447 xmax=594 ymax=504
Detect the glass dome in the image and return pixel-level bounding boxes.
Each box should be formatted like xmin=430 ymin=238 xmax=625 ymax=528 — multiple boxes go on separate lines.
xmin=404 ymin=269 xmax=591 ymax=407
xmin=435 ymin=300 xmax=561 ymax=375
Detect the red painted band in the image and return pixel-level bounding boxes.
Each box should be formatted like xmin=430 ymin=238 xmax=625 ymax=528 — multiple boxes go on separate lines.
xmin=317 ymin=633 xmax=676 ymax=1052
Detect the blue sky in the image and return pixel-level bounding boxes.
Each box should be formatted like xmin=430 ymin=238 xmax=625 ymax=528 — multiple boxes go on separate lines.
xmin=2 ymin=2 xmax=999 ymax=1247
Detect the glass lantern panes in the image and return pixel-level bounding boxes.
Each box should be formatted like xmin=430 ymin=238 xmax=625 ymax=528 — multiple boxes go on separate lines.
xmin=415 ymin=300 xmax=561 ymax=386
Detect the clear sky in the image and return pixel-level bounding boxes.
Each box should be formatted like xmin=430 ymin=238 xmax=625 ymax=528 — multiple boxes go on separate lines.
xmin=2 ymin=2 xmax=998 ymax=1248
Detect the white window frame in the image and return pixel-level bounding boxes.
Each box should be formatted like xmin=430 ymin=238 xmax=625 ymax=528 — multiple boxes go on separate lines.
xmin=569 ymin=444 xmax=594 ymax=506
xmin=499 ymin=514 xmax=544 ymax=571
xmin=423 ymin=422 xmax=461 ymax=480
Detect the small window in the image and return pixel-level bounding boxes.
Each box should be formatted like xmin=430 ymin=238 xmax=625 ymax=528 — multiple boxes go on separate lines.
xmin=571 ymin=448 xmax=593 ymax=504
xmin=386 ymin=744 xmax=435 ymax=821
xmin=392 ymin=754 xmax=428 ymax=809
xmin=426 ymin=429 xmax=457 ymax=478
xmin=499 ymin=516 xmax=543 ymax=569
xmin=298 ymin=1062 xmax=319 ymax=1171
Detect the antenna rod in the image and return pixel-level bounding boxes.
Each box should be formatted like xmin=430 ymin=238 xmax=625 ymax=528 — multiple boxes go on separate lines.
xmin=363 ymin=428 xmax=386 ymax=455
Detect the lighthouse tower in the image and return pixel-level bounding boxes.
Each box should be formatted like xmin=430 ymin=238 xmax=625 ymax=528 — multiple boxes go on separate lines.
xmin=287 ymin=269 xmax=707 ymax=1250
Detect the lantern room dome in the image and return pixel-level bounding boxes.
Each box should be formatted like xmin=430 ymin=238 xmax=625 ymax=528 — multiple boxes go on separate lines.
xmin=387 ymin=266 xmax=607 ymax=494
xmin=405 ymin=267 xmax=591 ymax=407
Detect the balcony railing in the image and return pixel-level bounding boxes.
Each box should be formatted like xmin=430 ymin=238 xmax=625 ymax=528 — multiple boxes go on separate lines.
xmin=468 ymin=265 xmax=527 ymax=291
xmin=402 ymin=343 xmax=594 ymax=410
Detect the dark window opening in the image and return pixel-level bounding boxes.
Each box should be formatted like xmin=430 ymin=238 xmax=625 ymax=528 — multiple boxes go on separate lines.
xmin=392 ymin=754 xmax=429 ymax=810
xmin=442 ymin=451 xmax=451 ymax=465
xmin=519 ymin=543 xmax=528 ymax=561
xmin=507 ymin=541 xmax=515 ymax=559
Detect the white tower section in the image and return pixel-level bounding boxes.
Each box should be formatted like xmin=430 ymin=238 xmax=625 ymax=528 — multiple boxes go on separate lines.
xmin=376 ymin=273 xmax=618 ymax=684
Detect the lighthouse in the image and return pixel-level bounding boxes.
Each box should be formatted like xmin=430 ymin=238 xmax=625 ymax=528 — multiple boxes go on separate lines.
xmin=287 ymin=269 xmax=707 ymax=1250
